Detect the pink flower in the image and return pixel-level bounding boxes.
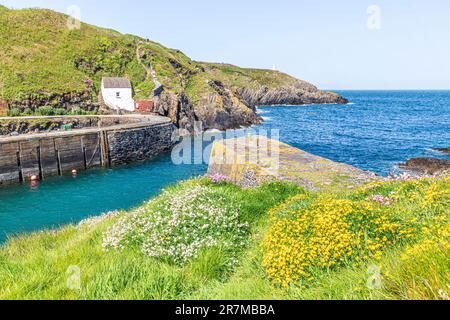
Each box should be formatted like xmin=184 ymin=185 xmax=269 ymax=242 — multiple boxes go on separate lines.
xmin=210 ymin=174 xmax=231 ymax=184
xmin=371 ymin=195 xmax=394 ymax=206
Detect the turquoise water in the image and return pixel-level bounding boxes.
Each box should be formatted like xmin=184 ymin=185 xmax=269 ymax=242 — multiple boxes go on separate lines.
xmin=1 ymin=91 xmax=449 ymax=242
xmin=0 ymin=154 xmax=207 ymax=242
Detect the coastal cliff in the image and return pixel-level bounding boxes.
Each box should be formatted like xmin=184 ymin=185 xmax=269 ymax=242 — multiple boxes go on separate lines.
xmin=0 ymin=6 xmax=347 ymax=131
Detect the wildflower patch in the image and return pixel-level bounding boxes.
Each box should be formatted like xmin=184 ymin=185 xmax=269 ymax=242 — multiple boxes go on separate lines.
xmin=262 ymin=177 xmax=449 ymax=288
xmin=103 ymin=182 xmax=249 ymax=265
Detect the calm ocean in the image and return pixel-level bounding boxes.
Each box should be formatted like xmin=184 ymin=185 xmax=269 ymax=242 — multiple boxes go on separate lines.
xmin=0 ymin=91 xmax=449 ymax=241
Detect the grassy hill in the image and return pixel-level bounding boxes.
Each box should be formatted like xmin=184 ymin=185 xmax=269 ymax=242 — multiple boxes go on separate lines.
xmin=0 ymin=177 xmax=448 ymax=300
xmin=0 ymin=6 xmax=346 ymax=129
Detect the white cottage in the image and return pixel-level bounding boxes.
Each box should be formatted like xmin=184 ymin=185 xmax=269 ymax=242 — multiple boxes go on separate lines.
xmin=101 ymin=77 xmax=135 ymax=112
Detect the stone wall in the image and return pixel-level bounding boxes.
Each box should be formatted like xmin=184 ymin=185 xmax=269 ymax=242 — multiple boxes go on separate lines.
xmin=108 ymin=124 xmax=174 ymax=166
xmin=0 ymin=115 xmax=154 ymax=136
xmin=6 ymin=91 xmax=97 ymax=114
xmin=0 ymin=118 xmax=175 ymax=185
xmin=0 ymin=132 xmax=102 ymax=184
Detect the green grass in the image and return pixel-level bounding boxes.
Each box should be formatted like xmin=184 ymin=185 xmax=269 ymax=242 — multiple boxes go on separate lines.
xmin=0 ymin=177 xmax=448 ymax=300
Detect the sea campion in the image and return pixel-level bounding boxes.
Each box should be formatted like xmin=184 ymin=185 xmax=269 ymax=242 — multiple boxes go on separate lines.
xmin=209 ymin=174 xmax=231 ymax=184
xmin=103 ymin=183 xmax=248 ymax=265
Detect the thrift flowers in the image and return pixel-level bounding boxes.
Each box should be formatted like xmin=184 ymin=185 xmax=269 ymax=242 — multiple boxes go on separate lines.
xmin=103 ymin=181 xmax=248 ymax=265
xmin=209 ymin=174 xmax=231 ymax=184
xmin=371 ymin=195 xmax=394 ymax=206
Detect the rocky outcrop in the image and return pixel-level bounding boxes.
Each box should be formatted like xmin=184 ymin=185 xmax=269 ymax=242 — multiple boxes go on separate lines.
xmin=195 ymin=81 xmax=261 ymax=130
xmin=153 ymin=92 xmax=194 ymax=131
xmin=399 ymin=158 xmax=450 ymax=175
xmin=153 ymin=82 xmax=262 ymax=132
xmin=435 ymin=147 xmax=450 ymax=155
xmin=235 ymin=81 xmax=348 ymax=107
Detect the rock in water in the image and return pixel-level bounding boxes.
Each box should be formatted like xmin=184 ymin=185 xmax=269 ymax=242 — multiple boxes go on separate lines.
xmin=399 ymin=158 xmax=450 ymax=175
xmin=435 ymin=147 xmax=450 ymax=155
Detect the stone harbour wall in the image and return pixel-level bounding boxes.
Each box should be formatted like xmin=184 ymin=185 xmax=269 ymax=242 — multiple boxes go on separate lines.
xmin=0 ymin=116 xmax=175 ymax=185
xmin=108 ymin=124 xmax=174 ymax=166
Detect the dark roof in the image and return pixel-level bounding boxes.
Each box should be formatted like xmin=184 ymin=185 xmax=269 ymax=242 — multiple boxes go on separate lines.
xmin=102 ymin=77 xmax=131 ymax=89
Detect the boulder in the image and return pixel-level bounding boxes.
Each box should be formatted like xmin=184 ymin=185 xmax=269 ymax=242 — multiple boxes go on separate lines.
xmin=435 ymin=147 xmax=450 ymax=155
xmin=399 ymin=158 xmax=450 ymax=175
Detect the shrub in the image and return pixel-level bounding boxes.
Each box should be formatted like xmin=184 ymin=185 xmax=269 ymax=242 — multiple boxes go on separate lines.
xmin=103 ymin=181 xmax=249 ymax=266
xmin=68 ymin=107 xmax=88 ymax=115
xmin=54 ymin=108 xmax=67 ymax=115
xmin=36 ymin=106 xmax=55 ymax=116
xmin=262 ymin=178 xmax=449 ymax=288
xmin=7 ymin=108 xmax=21 ymax=117
xmin=22 ymin=108 xmax=33 ymax=116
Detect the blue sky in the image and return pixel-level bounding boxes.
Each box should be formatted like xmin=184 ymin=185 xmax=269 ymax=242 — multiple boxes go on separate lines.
xmin=2 ymin=0 xmax=450 ymax=90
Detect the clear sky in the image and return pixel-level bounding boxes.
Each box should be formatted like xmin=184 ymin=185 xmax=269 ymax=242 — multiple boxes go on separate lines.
xmin=2 ymin=0 xmax=450 ymax=90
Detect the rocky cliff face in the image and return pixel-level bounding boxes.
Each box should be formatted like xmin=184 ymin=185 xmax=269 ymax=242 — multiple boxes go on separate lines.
xmin=153 ymin=84 xmax=261 ymax=132
xmin=235 ymin=82 xmax=348 ymax=107
xmin=194 ymin=80 xmax=261 ymax=130
xmin=151 ymin=78 xmax=346 ymax=131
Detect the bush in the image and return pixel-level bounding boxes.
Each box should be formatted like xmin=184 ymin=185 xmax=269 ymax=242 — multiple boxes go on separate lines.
xmin=36 ymin=106 xmax=55 ymax=116
xmin=103 ymin=181 xmax=249 ymax=266
xmin=54 ymin=108 xmax=67 ymax=115
xmin=22 ymin=108 xmax=33 ymax=116
xmin=7 ymin=108 xmax=21 ymax=117
xmin=68 ymin=107 xmax=88 ymax=115
xmin=262 ymin=178 xmax=450 ymax=288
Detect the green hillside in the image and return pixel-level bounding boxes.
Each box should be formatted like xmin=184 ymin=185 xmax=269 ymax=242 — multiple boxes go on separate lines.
xmin=0 ymin=7 xmax=309 ymax=102
xmin=0 ymin=6 xmax=346 ymax=126
xmin=0 ymin=7 xmax=146 ymax=101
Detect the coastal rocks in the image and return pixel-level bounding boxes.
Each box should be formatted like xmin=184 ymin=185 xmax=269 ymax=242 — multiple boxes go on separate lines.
xmin=399 ymin=158 xmax=450 ymax=175
xmin=153 ymin=85 xmax=261 ymax=132
xmin=208 ymin=136 xmax=376 ymax=191
xmin=235 ymin=81 xmax=348 ymax=107
xmin=194 ymin=81 xmax=261 ymax=131
xmin=153 ymin=92 xmax=195 ymax=132
xmin=435 ymin=147 xmax=450 ymax=155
